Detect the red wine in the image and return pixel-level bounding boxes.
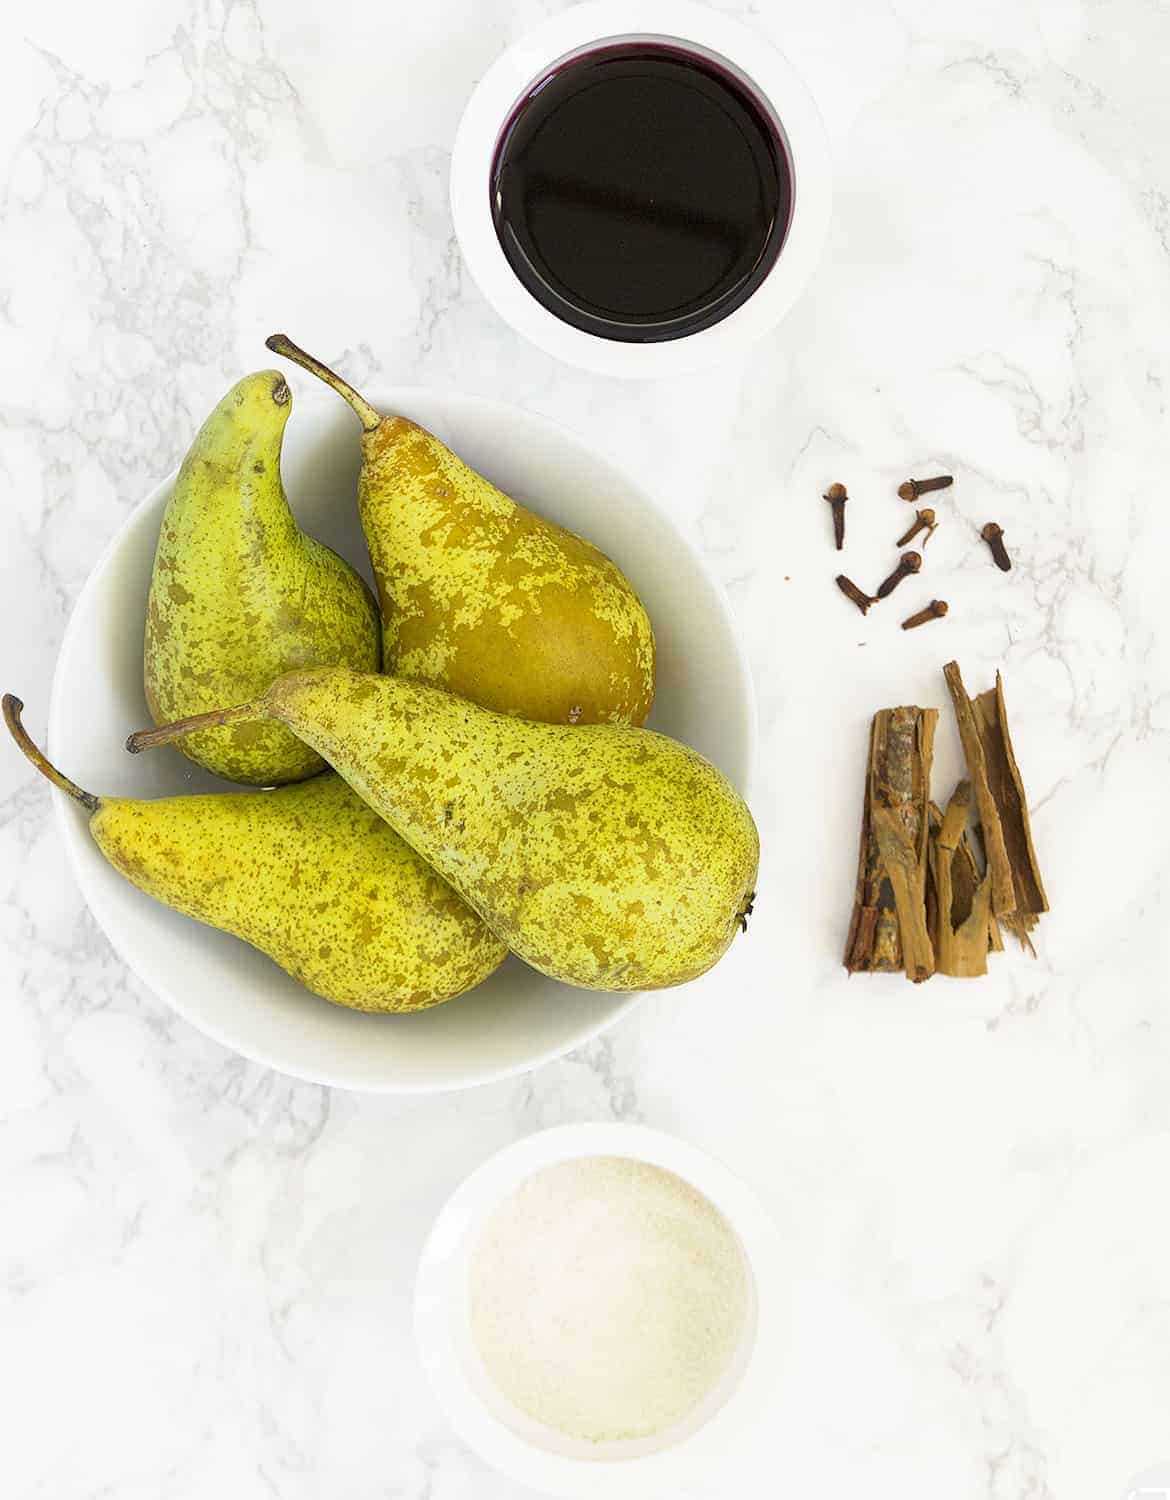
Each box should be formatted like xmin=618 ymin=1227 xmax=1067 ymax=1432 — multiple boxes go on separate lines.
xmin=490 ymin=43 xmax=792 ymax=344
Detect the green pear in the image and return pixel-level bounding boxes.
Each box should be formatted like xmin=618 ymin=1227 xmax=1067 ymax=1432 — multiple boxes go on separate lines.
xmin=129 ymin=668 xmax=758 ymax=992
xmin=265 ymin=335 xmax=655 ymax=728
xmin=144 ymin=370 xmax=380 ymax=785
xmin=5 ymin=696 xmax=505 ymax=1012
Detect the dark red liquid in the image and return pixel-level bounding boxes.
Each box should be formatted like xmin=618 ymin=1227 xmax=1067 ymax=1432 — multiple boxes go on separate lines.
xmin=490 ymin=43 xmax=792 ymax=343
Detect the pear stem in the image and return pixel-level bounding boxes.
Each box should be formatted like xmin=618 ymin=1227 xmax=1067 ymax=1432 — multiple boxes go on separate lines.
xmin=126 ymin=700 xmax=263 ymax=755
xmin=3 ymin=694 xmax=100 ymax=812
xmin=264 ymin=334 xmax=382 ymax=432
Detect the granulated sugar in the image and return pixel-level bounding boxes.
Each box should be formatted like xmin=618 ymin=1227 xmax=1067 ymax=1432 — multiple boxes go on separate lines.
xmin=468 ymin=1154 xmax=750 ymax=1444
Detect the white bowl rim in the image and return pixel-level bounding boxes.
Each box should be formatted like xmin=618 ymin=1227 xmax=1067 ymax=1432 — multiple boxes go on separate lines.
xmin=46 ymin=386 xmax=757 ymax=1093
xmin=450 ymin=0 xmax=833 ymax=379
xmin=414 ymin=1122 xmax=788 ymax=1498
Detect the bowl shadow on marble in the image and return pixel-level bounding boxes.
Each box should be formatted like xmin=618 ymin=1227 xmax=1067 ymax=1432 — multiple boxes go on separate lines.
xmin=47 ymin=388 xmax=755 ymax=1093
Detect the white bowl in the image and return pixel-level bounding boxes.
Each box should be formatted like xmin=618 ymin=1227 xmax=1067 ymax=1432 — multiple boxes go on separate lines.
xmin=46 ymin=386 xmax=755 ymax=1093
xmin=415 ymin=1123 xmax=788 ymax=1497
xmin=450 ymin=0 xmax=832 ymax=378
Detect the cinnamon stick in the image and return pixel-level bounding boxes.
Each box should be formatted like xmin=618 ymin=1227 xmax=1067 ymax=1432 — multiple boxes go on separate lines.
xmin=844 ymin=706 xmax=937 ymax=982
xmin=956 ymin=819 xmax=1003 ymax=952
xmin=943 ymin=662 xmax=1016 ymax=919
xmin=845 ymin=665 xmax=1045 ymax=981
xmin=943 ymin=663 xmax=1048 ymax=953
xmin=928 ymin=782 xmax=996 ymax=976
xmin=971 ymin=672 xmax=1049 ymax=949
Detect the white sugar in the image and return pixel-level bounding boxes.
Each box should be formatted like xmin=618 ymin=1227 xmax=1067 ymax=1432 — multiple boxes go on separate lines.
xmin=468 ymin=1154 xmax=750 ymax=1444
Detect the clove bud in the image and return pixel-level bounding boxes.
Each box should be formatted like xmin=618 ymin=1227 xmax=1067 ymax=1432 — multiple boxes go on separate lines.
xmin=981 ymin=522 xmax=1011 ymax=571
xmin=898 ymin=475 xmax=953 ymax=502
xmin=823 ymin=483 xmax=847 ymax=551
xmin=896 ymin=508 xmax=937 ymax=548
xmin=901 ymin=599 xmax=949 ymax=630
xmin=876 ymin=551 xmax=923 ymax=599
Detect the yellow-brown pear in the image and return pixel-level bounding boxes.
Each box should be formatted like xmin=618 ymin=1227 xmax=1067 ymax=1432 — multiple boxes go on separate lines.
xmin=4 ymin=696 xmax=505 ymax=1012
xmin=129 ymin=668 xmax=759 ymax=992
xmin=144 ymin=370 xmax=380 ymax=785
xmin=265 ymin=335 xmax=655 ymax=727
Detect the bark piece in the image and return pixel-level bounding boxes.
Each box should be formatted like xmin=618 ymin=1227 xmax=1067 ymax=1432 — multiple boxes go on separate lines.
xmin=955 ymin=822 xmax=1003 ymax=951
xmin=973 ymin=673 xmax=1049 ymax=949
xmin=928 ymin=781 xmax=996 ymax=976
xmin=943 ymin=663 xmax=1048 ymax=953
xmin=844 ymin=707 xmax=937 ymax=982
xmin=943 ymin=662 xmax=1016 ymax=918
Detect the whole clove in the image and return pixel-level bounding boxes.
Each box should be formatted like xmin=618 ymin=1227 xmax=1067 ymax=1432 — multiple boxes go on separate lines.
xmin=898 ymin=475 xmax=953 ymax=502
xmin=896 ymin=508 xmax=937 ymax=548
xmin=824 ymin=483 xmax=848 ymax=550
xmin=836 ymin=574 xmax=875 ymax=614
xmin=981 ymin=522 xmax=1011 ymax=571
xmin=901 ymin=599 xmax=948 ymax=630
xmin=876 ymin=551 xmax=922 ymax=599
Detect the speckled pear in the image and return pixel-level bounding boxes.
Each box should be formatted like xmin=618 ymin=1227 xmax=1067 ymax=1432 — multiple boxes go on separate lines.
xmin=4 ymin=696 xmax=505 ymax=1012
xmin=129 ymin=668 xmax=759 ymax=992
xmin=144 ymin=370 xmax=380 ymax=785
xmin=265 ymin=335 xmax=655 ymax=727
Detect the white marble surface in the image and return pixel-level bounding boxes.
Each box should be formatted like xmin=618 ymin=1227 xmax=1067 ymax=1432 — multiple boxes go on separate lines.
xmin=2 ymin=1 xmax=1169 ymax=1495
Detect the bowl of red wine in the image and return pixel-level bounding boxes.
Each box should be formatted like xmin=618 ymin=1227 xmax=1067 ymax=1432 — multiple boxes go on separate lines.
xmin=451 ymin=0 xmax=832 ymax=378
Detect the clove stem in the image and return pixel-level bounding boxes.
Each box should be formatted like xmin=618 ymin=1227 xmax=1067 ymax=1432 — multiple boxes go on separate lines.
xmin=836 ymin=574 xmax=875 ymax=615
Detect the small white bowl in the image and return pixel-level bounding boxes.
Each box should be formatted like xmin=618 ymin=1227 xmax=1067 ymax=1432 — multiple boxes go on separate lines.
xmin=45 ymin=386 xmax=755 ymax=1093
xmin=450 ymin=0 xmax=832 ymax=378
xmin=415 ymin=1124 xmax=788 ymax=1498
